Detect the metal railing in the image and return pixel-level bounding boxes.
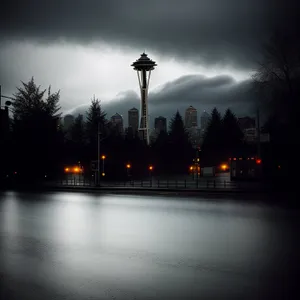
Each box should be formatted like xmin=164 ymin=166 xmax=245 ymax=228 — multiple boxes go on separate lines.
xmin=53 ymin=176 xmax=262 ymax=191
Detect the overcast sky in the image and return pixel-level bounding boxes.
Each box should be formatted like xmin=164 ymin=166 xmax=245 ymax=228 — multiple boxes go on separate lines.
xmin=0 ymin=0 xmax=297 ymax=125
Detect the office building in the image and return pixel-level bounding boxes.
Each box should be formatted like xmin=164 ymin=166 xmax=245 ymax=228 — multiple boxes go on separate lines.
xmin=128 ymin=107 xmax=139 ymax=133
xmin=154 ymin=116 xmax=167 ymax=134
xmin=111 ymin=113 xmax=124 ymax=134
xmin=185 ymin=106 xmax=198 ymax=128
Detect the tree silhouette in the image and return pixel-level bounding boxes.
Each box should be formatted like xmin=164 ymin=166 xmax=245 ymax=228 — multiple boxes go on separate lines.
xmin=85 ymin=96 xmax=107 ymax=160
xmin=252 ymin=30 xmax=300 ymax=181
xmin=253 ymin=30 xmax=300 ymax=137
xmin=168 ymin=111 xmax=193 ymax=174
xmin=13 ymin=77 xmax=60 ymax=120
xmin=151 ymin=130 xmax=170 ymax=174
xmin=71 ymin=114 xmax=85 ymax=144
xmin=169 ymin=111 xmax=189 ymax=143
xmin=222 ymin=108 xmax=244 ymax=158
xmin=201 ymin=107 xmax=223 ymax=166
xmin=11 ymin=77 xmax=62 ymax=181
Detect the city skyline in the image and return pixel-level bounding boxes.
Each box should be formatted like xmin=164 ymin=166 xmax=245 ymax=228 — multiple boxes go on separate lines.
xmin=64 ymin=105 xmax=253 ymax=133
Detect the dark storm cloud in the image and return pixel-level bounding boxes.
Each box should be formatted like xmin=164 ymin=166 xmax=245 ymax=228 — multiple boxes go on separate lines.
xmin=1 ymin=0 xmax=298 ymax=70
xmin=70 ymin=75 xmax=255 ymax=127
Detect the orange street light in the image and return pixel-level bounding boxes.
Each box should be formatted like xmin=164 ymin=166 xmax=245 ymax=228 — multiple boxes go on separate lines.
xmin=73 ymin=167 xmax=80 ymax=173
xmin=149 ymin=165 xmax=153 ymax=171
xmin=221 ymin=164 xmax=229 ymax=171
xmin=64 ymin=167 xmax=69 ymax=173
xmin=126 ymin=164 xmax=131 ymax=169
xmin=101 ymin=155 xmax=106 ymax=160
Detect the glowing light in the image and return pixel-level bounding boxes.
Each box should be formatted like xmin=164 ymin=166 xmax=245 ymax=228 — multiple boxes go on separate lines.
xmin=190 ymin=166 xmax=194 ymax=171
xmin=221 ymin=164 xmax=229 ymax=170
xmin=101 ymin=155 xmax=106 ymax=159
xmin=73 ymin=167 xmax=80 ymax=172
xmin=256 ymin=159 xmax=262 ymax=164
xmin=126 ymin=164 xmax=131 ymax=169
xmin=102 ymin=172 xmax=105 ymax=176
xmin=65 ymin=167 xmax=69 ymax=172
xmin=149 ymin=165 xmax=153 ymax=171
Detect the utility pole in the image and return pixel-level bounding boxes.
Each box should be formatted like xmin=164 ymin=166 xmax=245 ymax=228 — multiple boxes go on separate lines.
xmin=97 ymin=122 xmax=101 ymax=186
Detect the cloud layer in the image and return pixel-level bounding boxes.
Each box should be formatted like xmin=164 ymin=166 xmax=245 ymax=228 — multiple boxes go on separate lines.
xmin=70 ymin=74 xmax=255 ymax=127
xmin=1 ymin=0 xmax=298 ymax=70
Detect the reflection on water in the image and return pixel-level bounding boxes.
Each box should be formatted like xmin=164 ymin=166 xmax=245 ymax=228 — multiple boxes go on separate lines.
xmin=0 ymin=191 xmax=299 ymax=299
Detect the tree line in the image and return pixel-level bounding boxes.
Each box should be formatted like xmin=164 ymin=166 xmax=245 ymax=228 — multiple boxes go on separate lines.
xmin=1 ymin=77 xmax=245 ymax=182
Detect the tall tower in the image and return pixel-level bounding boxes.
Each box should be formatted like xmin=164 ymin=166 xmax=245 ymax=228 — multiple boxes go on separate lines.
xmin=131 ymin=53 xmax=157 ymax=145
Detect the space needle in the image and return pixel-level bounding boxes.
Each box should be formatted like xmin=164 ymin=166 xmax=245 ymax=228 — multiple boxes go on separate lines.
xmin=131 ymin=53 xmax=157 ymax=145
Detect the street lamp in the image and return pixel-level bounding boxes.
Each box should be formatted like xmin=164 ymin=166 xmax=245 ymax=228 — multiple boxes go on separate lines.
xmin=126 ymin=163 xmax=131 ymax=178
xmin=97 ymin=121 xmax=108 ymax=186
xmin=101 ymin=155 xmax=106 ymax=176
xmin=148 ymin=165 xmax=153 ymax=184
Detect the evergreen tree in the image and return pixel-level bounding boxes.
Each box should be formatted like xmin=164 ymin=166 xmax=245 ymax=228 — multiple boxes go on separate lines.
xmin=151 ymin=130 xmax=170 ymax=174
xmin=85 ymin=96 xmax=107 ymax=159
xmin=168 ymin=111 xmax=193 ymax=174
xmin=11 ymin=77 xmax=62 ymax=180
xmin=13 ymin=77 xmax=60 ymax=120
xmin=222 ymin=108 xmax=244 ymax=158
xmin=71 ymin=114 xmax=85 ymax=144
xmin=201 ymin=107 xmax=223 ymax=166
xmin=169 ymin=111 xmax=189 ymax=143
xmin=86 ymin=96 xmax=107 ymax=141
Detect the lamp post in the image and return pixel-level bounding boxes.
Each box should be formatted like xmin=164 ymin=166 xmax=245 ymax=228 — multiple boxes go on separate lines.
xmin=101 ymin=155 xmax=106 ymax=176
xmin=126 ymin=163 xmax=131 ymax=178
xmin=148 ymin=165 xmax=153 ymax=186
xmin=96 ymin=122 xmax=108 ymax=186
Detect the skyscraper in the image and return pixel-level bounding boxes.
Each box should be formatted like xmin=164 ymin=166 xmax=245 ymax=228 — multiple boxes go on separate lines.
xmin=154 ymin=116 xmax=167 ymax=134
xmin=111 ymin=113 xmax=124 ymax=134
xmin=185 ymin=106 xmax=198 ymax=128
xmin=128 ymin=107 xmax=139 ymax=132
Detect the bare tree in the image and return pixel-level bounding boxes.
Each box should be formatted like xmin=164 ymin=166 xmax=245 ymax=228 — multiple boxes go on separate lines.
xmin=252 ymin=30 xmax=300 ymax=124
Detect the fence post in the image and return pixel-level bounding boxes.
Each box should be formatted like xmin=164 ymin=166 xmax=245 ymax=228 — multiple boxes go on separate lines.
xmin=224 ymin=180 xmax=226 ymax=188
xmin=197 ymin=178 xmax=199 ymax=188
xmin=74 ymin=177 xmax=75 ymax=186
xmin=157 ymin=179 xmax=159 ymax=188
xmin=175 ymin=180 xmax=178 ymax=188
xmin=141 ymin=180 xmax=143 ymax=187
xmin=150 ymin=179 xmax=152 ymax=187
xmin=184 ymin=179 xmax=186 ymax=188
xmin=206 ymin=180 xmax=209 ymax=188
xmin=214 ymin=180 xmax=216 ymax=188
xmin=167 ymin=180 xmax=169 ymax=188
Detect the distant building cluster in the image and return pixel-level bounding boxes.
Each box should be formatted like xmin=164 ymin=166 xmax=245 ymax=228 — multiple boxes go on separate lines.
xmin=62 ymin=106 xmax=269 ymax=146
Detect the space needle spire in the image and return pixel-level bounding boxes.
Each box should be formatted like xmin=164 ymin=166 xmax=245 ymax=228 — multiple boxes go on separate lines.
xmin=131 ymin=52 xmax=157 ymax=145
